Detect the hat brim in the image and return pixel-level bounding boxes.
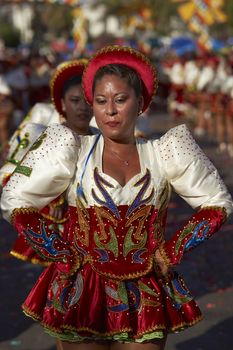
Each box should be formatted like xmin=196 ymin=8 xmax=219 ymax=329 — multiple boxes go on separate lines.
xmin=82 ymin=46 xmax=157 ymax=112
xmin=50 ymin=59 xmax=87 ymax=117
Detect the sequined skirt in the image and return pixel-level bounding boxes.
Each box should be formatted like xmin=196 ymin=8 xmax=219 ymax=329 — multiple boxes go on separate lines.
xmin=22 ymin=262 xmax=203 ymax=343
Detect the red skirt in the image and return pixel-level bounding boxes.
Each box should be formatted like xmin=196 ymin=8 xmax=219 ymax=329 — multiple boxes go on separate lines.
xmin=22 ymin=262 xmax=203 ymax=343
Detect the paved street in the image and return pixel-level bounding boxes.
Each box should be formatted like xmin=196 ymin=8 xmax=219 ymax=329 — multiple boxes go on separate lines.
xmin=0 ymin=112 xmax=233 ymax=350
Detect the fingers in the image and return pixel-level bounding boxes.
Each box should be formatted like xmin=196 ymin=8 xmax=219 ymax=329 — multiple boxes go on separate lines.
xmin=48 ymin=206 xmax=63 ymax=220
xmin=154 ymin=249 xmax=169 ymax=276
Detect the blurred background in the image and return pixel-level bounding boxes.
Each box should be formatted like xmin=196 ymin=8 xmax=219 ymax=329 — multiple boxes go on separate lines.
xmin=0 ymin=0 xmax=233 ymax=123
xmin=0 ymin=1 xmax=233 ymax=350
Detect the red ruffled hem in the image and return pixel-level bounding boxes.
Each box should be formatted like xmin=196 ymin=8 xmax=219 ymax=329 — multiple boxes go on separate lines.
xmin=22 ymin=263 xmax=203 ymax=342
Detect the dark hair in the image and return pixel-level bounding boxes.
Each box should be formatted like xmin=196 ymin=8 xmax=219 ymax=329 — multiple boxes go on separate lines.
xmin=92 ymin=64 xmax=142 ymax=97
xmin=62 ymin=76 xmax=82 ymax=98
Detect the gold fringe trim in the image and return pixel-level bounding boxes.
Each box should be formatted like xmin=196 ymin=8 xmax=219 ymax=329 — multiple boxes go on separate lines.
xmin=156 ymin=241 xmax=171 ymax=268
xmin=90 ymin=256 xmax=154 ymax=280
xmin=62 ymin=325 xmax=133 ymax=338
xmin=22 ymin=303 xmax=203 ymax=340
xmin=11 ymin=207 xmax=38 ymax=224
xmin=22 ymin=305 xmax=42 ymax=322
xmin=199 ymin=206 xmax=228 ymax=221
xmin=11 ymin=205 xmax=68 ymax=224
xmin=10 ymin=250 xmax=50 ymax=266
xmin=170 ymin=314 xmax=204 ymax=332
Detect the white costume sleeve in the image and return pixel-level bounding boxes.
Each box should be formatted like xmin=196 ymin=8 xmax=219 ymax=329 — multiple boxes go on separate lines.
xmin=196 ymin=67 xmax=215 ymax=91
xmin=20 ymin=102 xmax=60 ymax=128
xmin=1 ymin=124 xmax=80 ymax=221
xmin=0 ymin=123 xmax=46 ymax=186
xmin=157 ymin=124 xmax=233 ymax=216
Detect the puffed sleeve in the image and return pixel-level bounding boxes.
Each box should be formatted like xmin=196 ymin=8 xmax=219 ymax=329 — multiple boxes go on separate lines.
xmin=1 ymin=123 xmax=79 ymax=219
xmin=1 ymin=124 xmax=81 ymax=274
xmin=156 ymin=124 xmax=233 ymax=266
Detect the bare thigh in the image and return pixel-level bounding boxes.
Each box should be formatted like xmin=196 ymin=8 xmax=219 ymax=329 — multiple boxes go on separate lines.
xmin=110 ymin=337 xmax=167 ymax=350
xmin=60 ymin=341 xmax=110 ymax=350
xmin=56 ymin=339 xmax=64 ymax=350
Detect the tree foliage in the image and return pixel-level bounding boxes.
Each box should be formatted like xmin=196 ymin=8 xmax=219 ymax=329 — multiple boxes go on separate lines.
xmin=31 ymin=2 xmax=73 ymax=47
xmin=92 ymin=0 xmax=178 ymax=35
xmin=223 ymin=1 xmax=233 ymax=36
xmin=0 ymin=22 xmax=20 ymax=47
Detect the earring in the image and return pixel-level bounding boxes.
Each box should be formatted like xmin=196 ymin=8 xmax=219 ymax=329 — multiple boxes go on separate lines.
xmin=138 ymin=110 xmax=143 ymax=116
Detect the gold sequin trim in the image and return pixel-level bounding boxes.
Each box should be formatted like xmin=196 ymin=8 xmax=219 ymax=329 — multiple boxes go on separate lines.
xmin=170 ymin=314 xmax=204 ymax=332
xmin=156 ymin=241 xmax=171 ymax=268
xmin=10 ymin=250 xmax=50 ymax=266
xmin=91 ymin=255 xmax=154 ymax=280
xmin=23 ymin=302 xmax=202 ymax=340
xmin=199 ymin=206 xmax=227 ymax=221
xmin=11 ymin=207 xmax=38 ymax=225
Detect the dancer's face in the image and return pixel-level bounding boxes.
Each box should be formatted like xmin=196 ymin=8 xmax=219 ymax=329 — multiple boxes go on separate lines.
xmin=62 ymin=84 xmax=93 ymax=134
xmin=93 ymin=74 xmax=143 ymax=142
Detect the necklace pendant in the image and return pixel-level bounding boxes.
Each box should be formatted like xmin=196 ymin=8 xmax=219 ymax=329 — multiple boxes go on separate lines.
xmin=124 ymin=160 xmax=129 ymax=166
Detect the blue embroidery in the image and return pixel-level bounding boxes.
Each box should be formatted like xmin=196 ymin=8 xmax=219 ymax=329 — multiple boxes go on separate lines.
xmin=185 ymin=221 xmax=210 ymax=251
xmin=163 ymin=271 xmax=193 ymax=309
xmin=107 ymin=281 xmax=141 ymax=313
xmin=94 ymin=248 xmax=110 ymax=262
xmin=108 ymin=303 xmax=129 ymax=312
xmin=24 ymin=220 xmax=70 ymax=258
xmin=60 ymin=285 xmax=70 ymax=311
xmin=92 ymin=168 xmax=120 ymax=219
xmin=126 ymin=169 xmax=154 ymax=217
xmin=132 ymin=248 xmax=148 ymax=263
xmin=126 ymin=281 xmax=141 ymax=312
xmin=73 ymin=236 xmax=88 ymax=256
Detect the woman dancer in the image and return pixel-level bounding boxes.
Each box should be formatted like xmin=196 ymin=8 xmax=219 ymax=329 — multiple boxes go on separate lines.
xmin=1 ymin=46 xmax=232 ymax=350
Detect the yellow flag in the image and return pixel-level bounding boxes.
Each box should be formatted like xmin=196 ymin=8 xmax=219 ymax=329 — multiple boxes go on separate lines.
xmin=208 ymin=0 xmax=224 ymax=7
xmin=212 ymin=7 xmax=227 ymax=22
xmin=178 ymin=2 xmax=196 ymax=21
xmin=196 ymin=8 xmax=214 ymax=25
